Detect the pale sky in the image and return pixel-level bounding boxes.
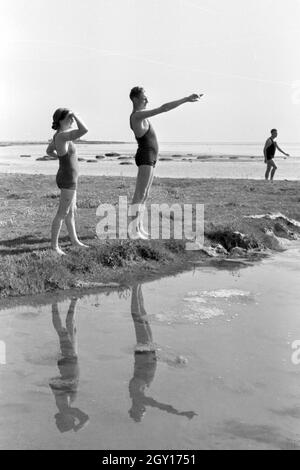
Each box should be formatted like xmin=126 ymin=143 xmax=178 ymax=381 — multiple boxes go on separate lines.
xmin=1 ymin=0 xmax=300 ymax=142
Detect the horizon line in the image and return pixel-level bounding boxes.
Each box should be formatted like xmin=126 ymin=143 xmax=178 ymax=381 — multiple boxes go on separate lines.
xmin=1 ymin=140 xmax=300 ymax=146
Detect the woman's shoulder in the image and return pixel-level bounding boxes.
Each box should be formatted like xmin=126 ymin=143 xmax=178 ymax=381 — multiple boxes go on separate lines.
xmin=56 ymin=131 xmax=72 ymax=142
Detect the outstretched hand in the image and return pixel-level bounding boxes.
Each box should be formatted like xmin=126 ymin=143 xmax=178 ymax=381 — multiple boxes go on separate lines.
xmin=183 ymin=411 xmax=198 ymax=420
xmin=187 ymin=93 xmax=203 ymax=102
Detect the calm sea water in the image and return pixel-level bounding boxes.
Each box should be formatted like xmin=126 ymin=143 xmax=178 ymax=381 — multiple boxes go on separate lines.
xmin=1 ymin=142 xmax=300 ymax=179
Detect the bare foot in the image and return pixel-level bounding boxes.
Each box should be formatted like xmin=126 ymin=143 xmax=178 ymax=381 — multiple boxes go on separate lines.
xmin=52 ymin=247 xmax=67 ymax=256
xmin=139 ymin=227 xmax=150 ymax=239
xmin=137 ymin=232 xmax=149 ymax=240
xmin=72 ymin=241 xmax=89 ymax=248
xmin=128 ymin=230 xmax=149 ymax=240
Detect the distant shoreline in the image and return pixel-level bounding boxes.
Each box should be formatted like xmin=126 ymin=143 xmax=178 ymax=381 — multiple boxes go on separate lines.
xmin=0 ymin=140 xmax=131 ymax=147
xmin=1 ymin=141 xmax=300 ymax=147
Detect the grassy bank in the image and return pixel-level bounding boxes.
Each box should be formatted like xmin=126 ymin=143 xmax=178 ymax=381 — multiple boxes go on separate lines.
xmin=0 ymin=174 xmax=299 ymax=298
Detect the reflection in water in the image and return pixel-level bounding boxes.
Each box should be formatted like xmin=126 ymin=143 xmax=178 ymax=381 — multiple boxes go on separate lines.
xmin=49 ymin=298 xmax=89 ymax=433
xmin=129 ymin=284 xmax=197 ymax=423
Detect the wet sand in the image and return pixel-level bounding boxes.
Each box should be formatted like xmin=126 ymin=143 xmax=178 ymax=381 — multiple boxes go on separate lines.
xmin=1 ymin=244 xmax=300 ymax=450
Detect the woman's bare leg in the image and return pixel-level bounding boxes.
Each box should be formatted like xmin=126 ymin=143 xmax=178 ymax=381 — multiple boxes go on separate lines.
xmin=51 ymin=189 xmax=76 ymax=255
xmin=65 ymin=192 xmax=89 ymax=248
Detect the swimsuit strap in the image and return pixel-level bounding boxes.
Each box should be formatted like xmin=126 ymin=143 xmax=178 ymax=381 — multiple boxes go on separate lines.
xmin=267 ymin=137 xmax=273 ymax=146
xmin=140 ymin=122 xmax=151 ymax=138
xmin=130 ymin=112 xmax=151 ymax=139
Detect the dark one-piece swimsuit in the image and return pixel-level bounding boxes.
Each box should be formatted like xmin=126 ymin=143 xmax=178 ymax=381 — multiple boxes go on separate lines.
xmin=266 ymin=139 xmax=276 ymax=161
xmin=130 ymin=115 xmax=159 ymax=168
xmin=53 ymin=135 xmax=79 ymax=190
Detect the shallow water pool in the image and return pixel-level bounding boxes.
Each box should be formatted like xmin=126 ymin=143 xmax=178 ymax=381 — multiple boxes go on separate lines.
xmin=0 ymin=246 xmax=300 ymax=450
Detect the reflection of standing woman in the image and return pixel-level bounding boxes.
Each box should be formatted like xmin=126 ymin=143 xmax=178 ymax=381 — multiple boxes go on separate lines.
xmin=49 ymin=298 xmax=89 ymax=433
xmin=129 ymin=88 xmax=203 ymax=239
xmin=46 ymin=109 xmax=89 ymax=256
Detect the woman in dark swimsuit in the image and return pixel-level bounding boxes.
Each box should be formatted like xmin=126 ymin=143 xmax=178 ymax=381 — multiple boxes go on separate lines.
xmin=46 ymin=108 xmax=88 ymax=255
xmin=129 ymin=88 xmax=203 ymax=239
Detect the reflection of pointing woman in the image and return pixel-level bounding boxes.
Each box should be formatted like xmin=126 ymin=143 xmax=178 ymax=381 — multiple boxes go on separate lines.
xmin=129 ymin=284 xmax=197 ymax=422
xmin=49 ymin=298 xmax=89 ymax=433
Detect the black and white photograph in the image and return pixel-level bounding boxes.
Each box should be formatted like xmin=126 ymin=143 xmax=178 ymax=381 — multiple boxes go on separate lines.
xmin=0 ymin=0 xmax=300 ymax=452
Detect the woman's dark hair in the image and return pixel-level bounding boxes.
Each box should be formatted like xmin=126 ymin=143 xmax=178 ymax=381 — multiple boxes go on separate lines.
xmin=52 ymin=108 xmax=70 ymax=131
xmin=129 ymin=87 xmax=144 ymax=101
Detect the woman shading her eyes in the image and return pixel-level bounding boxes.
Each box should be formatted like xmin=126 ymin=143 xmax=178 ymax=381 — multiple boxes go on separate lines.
xmin=46 ymin=109 xmax=89 ymax=256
